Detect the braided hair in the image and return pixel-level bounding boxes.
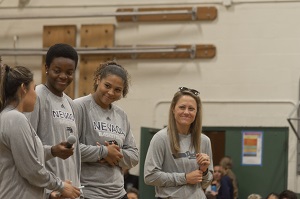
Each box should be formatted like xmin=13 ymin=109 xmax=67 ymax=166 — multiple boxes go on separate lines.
xmin=0 ymin=65 xmax=33 ymax=111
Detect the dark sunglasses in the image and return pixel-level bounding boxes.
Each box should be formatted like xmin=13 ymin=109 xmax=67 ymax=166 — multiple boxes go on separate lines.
xmin=178 ymin=87 xmax=200 ymax=96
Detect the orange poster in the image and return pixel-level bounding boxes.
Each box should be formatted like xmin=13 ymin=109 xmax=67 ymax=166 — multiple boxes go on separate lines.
xmin=242 ymin=131 xmax=263 ymax=166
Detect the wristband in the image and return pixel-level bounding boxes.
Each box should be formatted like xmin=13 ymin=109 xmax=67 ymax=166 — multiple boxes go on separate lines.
xmin=202 ymin=169 xmax=208 ymax=176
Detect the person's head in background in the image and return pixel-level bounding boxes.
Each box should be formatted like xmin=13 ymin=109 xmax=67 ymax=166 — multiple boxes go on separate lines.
xmin=248 ymin=194 xmax=262 ymax=199
xmin=213 ymin=165 xmax=222 ymax=182
xmin=266 ymin=192 xmax=279 ymax=199
xmin=45 ymin=43 xmax=78 ymax=97
xmin=0 ymin=65 xmax=35 ymax=113
xmin=92 ymin=60 xmax=130 ymax=109
xmin=168 ymin=87 xmax=202 ymax=154
xmin=220 ymin=156 xmax=233 ymax=170
xmin=279 ymin=190 xmax=297 ymax=199
xmin=127 ymin=187 xmax=139 ymax=199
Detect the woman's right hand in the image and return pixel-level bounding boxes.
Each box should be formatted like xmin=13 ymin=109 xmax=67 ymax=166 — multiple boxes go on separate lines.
xmin=60 ymin=181 xmax=80 ymax=199
xmin=51 ymin=142 xmax=74 ymax=160
xmin=186 ymin=169 xmax=203 ymax=184
xmin=104 ymin=142 xmax=123 ymax=166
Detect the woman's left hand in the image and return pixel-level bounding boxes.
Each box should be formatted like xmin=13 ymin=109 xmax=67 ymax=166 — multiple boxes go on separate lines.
xmin=196 ymin=153 xmax=210 ymax=172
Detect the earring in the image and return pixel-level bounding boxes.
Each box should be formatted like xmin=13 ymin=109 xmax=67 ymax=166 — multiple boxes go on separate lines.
xmin=46 ymin=71 xmax=48 ymax=74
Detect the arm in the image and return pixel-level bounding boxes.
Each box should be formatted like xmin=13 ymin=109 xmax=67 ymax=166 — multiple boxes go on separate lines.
xmin=8 ymin=114 xmax=62 ymax=191
xmin=80 ymin=143 xmax=108 ymax=162
xmin=74 ymin=100 xmax=103 ymax=162
xmin=118 ymin=125 xmax=139 ymax=169
xmin=144 ymin=133 xmax=186 ymax=187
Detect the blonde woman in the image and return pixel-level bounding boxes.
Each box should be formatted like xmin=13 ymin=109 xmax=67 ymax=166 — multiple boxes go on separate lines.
xmin=144 ymin=87 xmax=213 ymax=199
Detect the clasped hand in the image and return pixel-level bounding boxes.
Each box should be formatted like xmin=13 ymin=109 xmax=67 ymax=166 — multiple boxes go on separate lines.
xmin=97 ymin=141 xmax=123 ymax=166
xmin=185 ymin=153 xmax=210 ymax=185
xmin=196 ymin=153 xmax=210 ymax=172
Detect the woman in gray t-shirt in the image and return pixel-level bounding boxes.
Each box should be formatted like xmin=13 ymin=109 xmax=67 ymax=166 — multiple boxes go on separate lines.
xmin=0 ymin=65 xmax=80 ymax=199
xmin=144 ymin=87 xmax=213 ymax=199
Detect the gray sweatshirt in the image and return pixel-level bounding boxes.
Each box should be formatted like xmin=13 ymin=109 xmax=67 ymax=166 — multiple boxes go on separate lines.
xmin=144 ymin=127 xmax=213 ymax=199
xmin=26 ymin=84 xmax=81 ymax=197
xmin=0 ymin=107 xmax=64 ymax=199
xmin=74 ymin=94 xmax=139 ymax=199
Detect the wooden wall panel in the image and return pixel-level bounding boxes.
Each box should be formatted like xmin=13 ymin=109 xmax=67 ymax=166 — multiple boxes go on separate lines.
xmin=42 ymin=25 xmax=77 ymax=99
xmin=79 ymin=24 xmax=115 ymax=97
xmin=116 ymin=7 xmax=217 ymax=22
xmin=101 ymin=44 xmax=216 ymax=59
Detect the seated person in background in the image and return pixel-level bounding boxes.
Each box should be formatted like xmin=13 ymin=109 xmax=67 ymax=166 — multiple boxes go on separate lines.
xmin=248 ymin=194 xmax=262 ymax=199
xmin=220 ymin=156 xmax=238 ymax=199
xmin=266 ymin=192 xmax=279 ymax=199
xmin=205 ymin=165 xmax=222 ymax=199
xmin=279 ymin=190 xmax=297 ymax=199
xmin=217 ymin=163 xmax=234 ymax=199
xmin=124 ymin=168 xmax=139 ymax=190
xmin=127 ymin=187 xmax=139 ymax=199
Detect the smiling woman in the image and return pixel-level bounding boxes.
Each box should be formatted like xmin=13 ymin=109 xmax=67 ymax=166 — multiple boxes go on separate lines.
xmin=0 ymin=65 xmax=80 ymax=199
xmin=25 ymin=43 xmax=82 ymax=199
xmin=144 ymin=87 xmax=213 ymax=199
xmin=74 ymin=60 xmax=139 ymax=199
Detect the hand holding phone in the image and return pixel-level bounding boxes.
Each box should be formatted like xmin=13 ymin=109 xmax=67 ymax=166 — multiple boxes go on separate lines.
xmin=211 ymin=184 xmax=217 ymax=192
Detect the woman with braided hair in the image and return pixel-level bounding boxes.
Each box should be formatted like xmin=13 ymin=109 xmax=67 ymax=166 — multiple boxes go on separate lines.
xmin=0 ymin=64 xmax=80 ymax=198
xmin=74 ymin=60 xmax=139 ymax=199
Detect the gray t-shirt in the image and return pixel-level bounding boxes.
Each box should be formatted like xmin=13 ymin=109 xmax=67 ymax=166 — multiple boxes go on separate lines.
xmin=144 ymin=127 xmax=213 ymax=199
xmin=0 ymin=107 xmax=63 ymax=198
xmin=74 ymin=94 xmax=139 ymax=199
xmin=26 ymin=84 xmax=81 ymax=197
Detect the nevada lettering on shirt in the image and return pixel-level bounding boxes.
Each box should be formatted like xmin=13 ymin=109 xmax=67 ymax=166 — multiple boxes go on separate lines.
xmin=52 ymin=110 xmax=75 ymax=121
xmin=93 ymin=121 xmax=125 ymax=136
xmin=172 ymin=151 xmax=197 ymax=159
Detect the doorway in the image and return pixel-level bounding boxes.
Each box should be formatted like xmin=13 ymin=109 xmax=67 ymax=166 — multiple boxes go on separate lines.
xmin=202 ymin=131 xmax=225 ymax=166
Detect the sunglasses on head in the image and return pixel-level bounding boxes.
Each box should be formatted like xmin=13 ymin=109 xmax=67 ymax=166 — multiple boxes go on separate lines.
xmin=178 ymin=87 xmax=200 ymax=96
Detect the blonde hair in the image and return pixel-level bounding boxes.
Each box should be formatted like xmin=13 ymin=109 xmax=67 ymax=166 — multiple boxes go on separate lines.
xmin=248 ymin=194 xmax=262 ymax=199
xmin=167 ymin=90 xmax=202 ymax=154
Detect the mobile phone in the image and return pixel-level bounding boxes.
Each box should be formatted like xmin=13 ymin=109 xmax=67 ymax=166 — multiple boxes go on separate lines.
xmin=211 ymin=184 xmax=217 ymax=192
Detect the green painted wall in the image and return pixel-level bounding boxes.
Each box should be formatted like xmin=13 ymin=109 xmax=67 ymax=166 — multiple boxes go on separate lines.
xmin=223 ymin=127 xmax=288 ymax=199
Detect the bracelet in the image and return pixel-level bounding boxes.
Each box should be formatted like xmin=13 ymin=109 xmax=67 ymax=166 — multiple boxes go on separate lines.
xmin=203 ymin=169 xmax=208 ymax=176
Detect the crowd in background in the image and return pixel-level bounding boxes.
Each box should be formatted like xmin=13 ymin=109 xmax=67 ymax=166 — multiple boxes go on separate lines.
xmin=205 ymin=156 xmax=298 ymax=199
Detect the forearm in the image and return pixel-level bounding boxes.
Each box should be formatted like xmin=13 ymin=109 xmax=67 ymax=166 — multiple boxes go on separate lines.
xmin=118 ymin=147 xmax=139 ymax=168
xmin=145 ymin=170 xmax=186 ymax=187
xmin=44 ymin=145 xmax=55 ymax=161
xmin=80 ymin=143 xmax=107 ymax=162
xmin=201 ymin=170 xmax=213 ymax=189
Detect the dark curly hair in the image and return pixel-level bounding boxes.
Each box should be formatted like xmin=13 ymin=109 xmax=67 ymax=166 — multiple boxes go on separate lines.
xmin=93 ymin=61 xmax=130 ymax=97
